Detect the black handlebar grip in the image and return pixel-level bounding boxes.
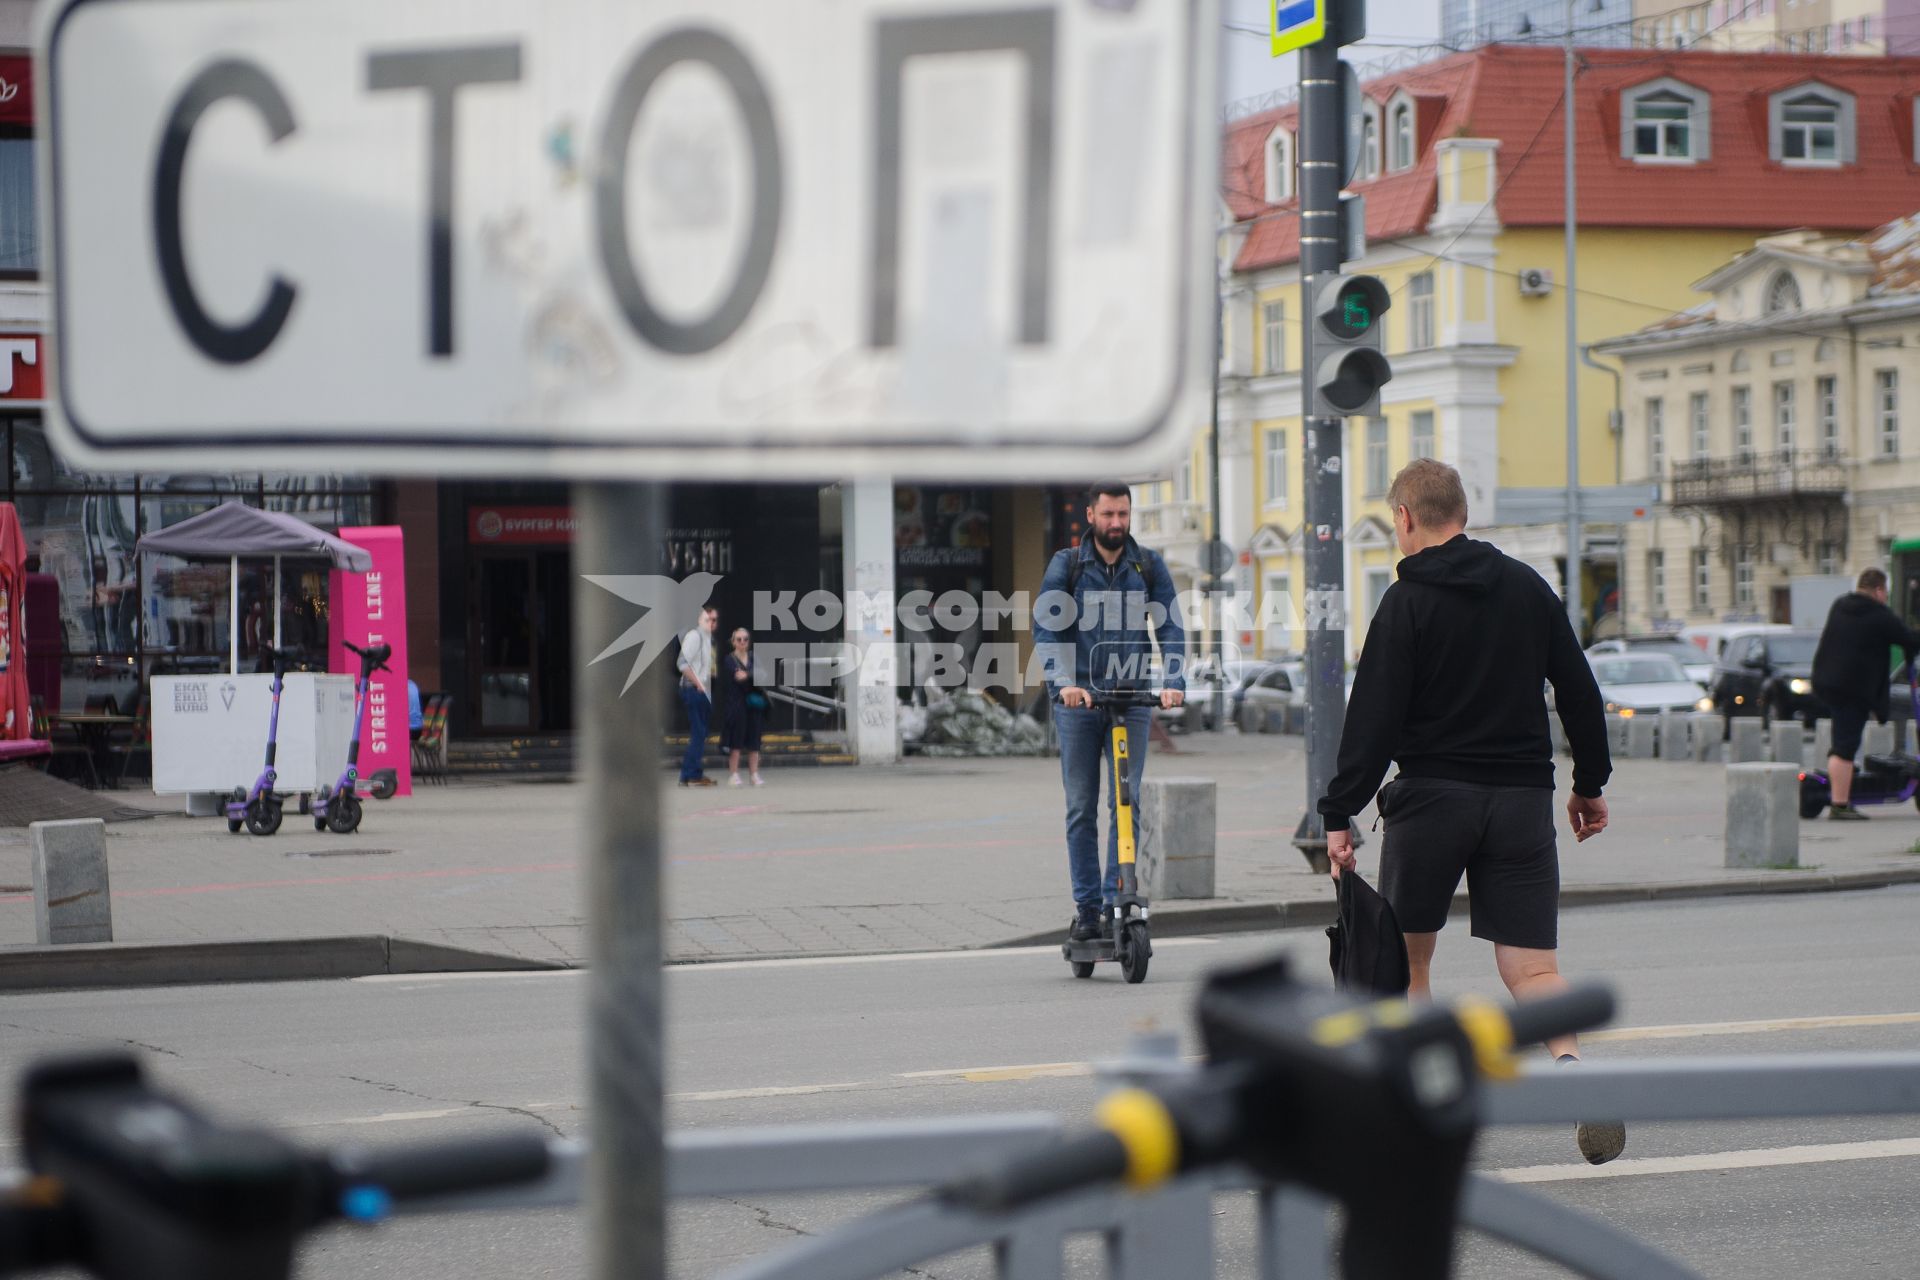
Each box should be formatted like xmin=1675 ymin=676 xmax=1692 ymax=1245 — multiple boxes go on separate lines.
xmin=938 ymin=1132 xmax=1129 ymax=1213
xmin=329 ymin=1132 xmax=552 ymax=1204
xmin=1503 ymin=984 xmax=1616 ymax=1048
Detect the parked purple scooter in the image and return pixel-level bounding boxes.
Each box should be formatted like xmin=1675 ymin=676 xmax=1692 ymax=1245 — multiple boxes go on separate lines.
xmin=226 ymin=647 xmax=295 ymax=836
xmin=311 ymin=640 xmax=393 ymax=835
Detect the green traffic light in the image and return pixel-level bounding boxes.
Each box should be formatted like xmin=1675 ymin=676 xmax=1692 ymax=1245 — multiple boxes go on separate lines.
xmin=1342 ymin=293 xmax=1371 ymax=331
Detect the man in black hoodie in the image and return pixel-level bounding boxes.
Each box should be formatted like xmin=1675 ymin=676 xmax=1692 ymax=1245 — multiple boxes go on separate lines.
xmin=1320 ymin=460 xmax=1622 ymax=1164
xmin=1811 ymin=568 xmax=1920 ymax=819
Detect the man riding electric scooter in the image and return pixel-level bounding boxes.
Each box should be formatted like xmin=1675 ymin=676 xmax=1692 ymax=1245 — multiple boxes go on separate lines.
xmin=1034 ymin=483 xmax=1186 ymax=978
xmin=1811 ymin=567 xmax=1920 ymax=820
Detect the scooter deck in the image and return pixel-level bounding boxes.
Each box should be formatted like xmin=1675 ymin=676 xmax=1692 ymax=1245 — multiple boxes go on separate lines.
xmin=1062 ymin=937 xmax=1119 ymax=963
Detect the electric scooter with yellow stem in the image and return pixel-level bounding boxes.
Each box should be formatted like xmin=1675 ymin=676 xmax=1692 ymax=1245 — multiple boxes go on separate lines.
xmin=1061 ymin=687 xmax=1161 ymax=984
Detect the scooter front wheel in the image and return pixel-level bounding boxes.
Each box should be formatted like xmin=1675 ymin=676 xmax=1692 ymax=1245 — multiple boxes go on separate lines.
xmin=246 ymin=797 xmax=284 ymax=837
xmin=326 ymin=793 xmax=363 ymax=835
xmin=227 ymin=788 xmax=246 ymax=834
xmin=1120 ymin=921 xmax=1151 ymax=984
xmin=1069 ymin=961 xmax=1095 ymax=979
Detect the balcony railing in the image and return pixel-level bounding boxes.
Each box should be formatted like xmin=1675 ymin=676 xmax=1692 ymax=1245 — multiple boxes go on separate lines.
xmin=1134 ymin=500 xmax=1207 ymax=539
xmin=1666 ymin=449 xmax=1848 ymax=507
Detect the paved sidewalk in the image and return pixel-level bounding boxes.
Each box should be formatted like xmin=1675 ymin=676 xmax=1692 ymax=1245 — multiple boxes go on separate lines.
xmin=4 ymin=731 xmax=1919 ymax=986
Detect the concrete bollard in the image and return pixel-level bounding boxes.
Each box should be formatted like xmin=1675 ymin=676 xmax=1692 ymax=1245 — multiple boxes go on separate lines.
xmin=1625 ymin=716 xmax=1657 ymax=759
xmin=1659 ymin=712 xmax=1689 ymax=761
xmin=1138 ymin=778 xmax=1216 ymax=900
xmin=1234 ymin=700 xmax=1261 ymax=735
xmin=1259 ymin=707 xmax=1287 ymax=735
xmin=1689 ymin=713 xmax=1724 ymax=763
xmin=1769 ymin=724 xmax=1805 ymax=765
xmin=1724 ymin=763 xmax=1799 ymax=868
xmin=1550 ymin=715 xmax=1569 ymax=756
xmin=30 ymin=819 xmax=112 ymax=945
xmin=184 ymin=792 xmax=224 ymax=817
xmin=1811 ymin=719 xmax=1833 ymax=767
xmin=1182 ymin=704 xmax=1206 ymax=735
xmin=1864 ymin=721 xmax=1896 ymax=758
xmin=1728 ymin=717 xmax=1766 ymax=763
xmin=1605 ymin=714 xmax=1629 ymax=753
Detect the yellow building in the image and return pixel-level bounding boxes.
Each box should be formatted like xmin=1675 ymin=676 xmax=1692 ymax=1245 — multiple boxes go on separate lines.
xmin=1135 ymin=45 xmax=1920 ymax=664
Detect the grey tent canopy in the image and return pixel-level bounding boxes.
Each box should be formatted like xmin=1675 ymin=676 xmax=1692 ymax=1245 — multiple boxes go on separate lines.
xmin=135 ymin=501 xmax=372 ymax=570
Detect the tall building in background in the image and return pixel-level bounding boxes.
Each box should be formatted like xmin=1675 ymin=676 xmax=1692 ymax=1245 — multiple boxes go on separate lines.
xmin=1630 ymin=0 xmax=1915 ymax=54
xmin=1443 ymin=0 xmax=1635 ymax=47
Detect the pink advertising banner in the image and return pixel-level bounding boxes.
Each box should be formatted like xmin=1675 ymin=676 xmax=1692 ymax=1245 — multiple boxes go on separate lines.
xmin=328 ymin=526 xmax=411 ymax=797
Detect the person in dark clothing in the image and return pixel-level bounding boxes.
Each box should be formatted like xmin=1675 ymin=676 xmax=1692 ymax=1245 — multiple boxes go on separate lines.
xmin=1811 ymin=568 xmax=1920 ymax=819
xmin=1319 ymin=459 xmax=1624 ymax=1165
xmin=722 ymin=627 xmax=765 ymax=787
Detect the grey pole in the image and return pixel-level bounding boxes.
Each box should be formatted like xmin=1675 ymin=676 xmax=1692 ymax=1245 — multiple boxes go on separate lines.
xmin=1208 ymin=298 xmax=1227 ymax=732
xmin=1290 ymin=32 xmax=1346 ymax=872
xmin=576 ymin=481 xmax=667 ymax=1280
xmin=1563 ymin=0 xmax=1583 ymax=639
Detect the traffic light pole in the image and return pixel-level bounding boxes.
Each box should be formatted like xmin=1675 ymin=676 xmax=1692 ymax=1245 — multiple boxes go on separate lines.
xmin=1290 ymin=33 xmax=1346 ymax=872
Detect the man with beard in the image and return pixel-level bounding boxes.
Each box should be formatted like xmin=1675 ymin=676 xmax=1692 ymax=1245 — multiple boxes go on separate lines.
xmin=1035 ymin=483 xmax=1186 ymax=944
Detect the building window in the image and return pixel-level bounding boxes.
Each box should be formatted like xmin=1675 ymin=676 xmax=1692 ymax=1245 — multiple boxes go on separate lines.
xmin=1732 ymin=385 xmax=1752 ymax=460
xmin=1265 ymin=429 xmax=1288 ymax=507
xmin=1407 ymin=272 xmax=1435 ymax=351
xmin=0 ymin=132 xmax=35 ymax=276
xmin=1262 ymin=300 xmax=1286 ymax=375
xmin=1731 ymin=349 xmax=1750 ymax=373
xmin=1649 ymin=549 xmax=1667 ymax=613
xmin=1764 ymin=272 xmax=1802 ymax=314
xmin=1365 ymin=418 xmax=1389 ymax=496
xmin=1177 ymin=460 xmax=1193 ymax=501
xmin=1647 ymin=397 xmax=1665 ymax=477
xmin=1263 ymin=572 xmax=1292 ymax=649
xmin=1264 ymin=128 xmax=1294 ymax=203
xmin=1690 ymin=391 xmax=1710 ymax=457
xmin=1817 ymin=540 xmax=1839 ymax=576
xmin=1410 ymin=410 xmax=1435 ymax=460
xmin=1771 ymin=86 xmax=1854 ymax=165
xmin=1773 ymin=381 xmax=1795 ymax=451
xmin=1692 ymin=547 xmax=1711 ymax=611
xmin=1365 ymin=567 xmax=1392 ymax=625
xmin=1361 ymin=109 xmax=1381 ymax=180
xmin=1877 ymin=369 xmax=1899 ymax=458
xmin=1623 ymin=79 xmax=1709 ymax=163
xmin=1734 ymin=546 xmax=1755 ymax=610
xmin=1817 ymin=375 xmax=1838 ymax=457
xmin=1390 ymin=102 xmax=1414 ymax=170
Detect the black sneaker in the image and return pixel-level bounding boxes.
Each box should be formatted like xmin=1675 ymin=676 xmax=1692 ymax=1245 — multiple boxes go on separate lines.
xmin=1829 ymin=803 xmax=1869 ymax=821
xmin=1559 ymin=1055 xmax=1627 ymax=1165
xmin=1069 ymin=912 xmax=1103 ymax=942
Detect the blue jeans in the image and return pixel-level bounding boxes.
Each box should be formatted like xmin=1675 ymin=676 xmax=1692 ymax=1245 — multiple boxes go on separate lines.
xmin=1056 ymin=705 xmax=1152 ymax=913
xmin=680 ymin=685 xmax=711 ymax=781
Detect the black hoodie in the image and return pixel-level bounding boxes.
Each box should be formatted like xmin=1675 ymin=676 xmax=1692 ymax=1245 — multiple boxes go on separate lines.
xmin=1811 ymin=591 xmax=1920 ymax=717
xmin=1317 ymin=534 xmax=1611 ymax=832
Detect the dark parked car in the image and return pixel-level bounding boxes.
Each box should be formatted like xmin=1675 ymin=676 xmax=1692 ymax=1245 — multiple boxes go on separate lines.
xmin=1708 ymin=630 xmax=1823 ymax=730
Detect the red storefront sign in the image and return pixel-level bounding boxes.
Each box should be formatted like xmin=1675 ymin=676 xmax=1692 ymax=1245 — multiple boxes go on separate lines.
xmin=0 ymin=57 xmax=30 ymax=128
xmin=0 ymin=336 xmax=42 ymax=401
xmin=467 ymin=505 xmax=577 ymax=545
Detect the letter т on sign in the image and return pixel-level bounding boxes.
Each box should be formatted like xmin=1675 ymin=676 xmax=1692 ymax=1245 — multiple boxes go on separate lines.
xmin=34 ymin=0 xmax=1218 ymax=481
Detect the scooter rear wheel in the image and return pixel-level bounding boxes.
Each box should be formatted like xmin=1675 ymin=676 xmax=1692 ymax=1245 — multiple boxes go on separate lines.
xmin=1070 ymin=961 xmax=1095 ymax=979
xmin=227 ymin=788 xmax=246 ymax=834
xmin=1120 ymin=922 xmax=1151 ymax=984
xmin=327 ymin=793 xmax=363 ymax=835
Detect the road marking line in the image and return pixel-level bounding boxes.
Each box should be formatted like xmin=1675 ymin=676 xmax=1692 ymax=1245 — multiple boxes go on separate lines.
xmin=1492 ymin=1137 xmax=1920 ymax=1184
xmin=901 ymin=1062 xmax=1094 ymax=1083
xmin=671 ymin=938 xmax=1219 ymax=973
xmin=672 ymin=1083 xmax=869 ymax=1102
xmin=1587 ymin=1012 xmax=1920 ymax=1043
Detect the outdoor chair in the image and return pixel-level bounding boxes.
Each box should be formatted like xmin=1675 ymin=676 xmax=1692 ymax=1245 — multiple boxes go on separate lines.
xmin=412 ymin=693 xmax=451 ymax=785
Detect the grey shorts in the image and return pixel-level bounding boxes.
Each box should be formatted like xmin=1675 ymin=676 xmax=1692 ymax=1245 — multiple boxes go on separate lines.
xmin=1376 ymin=777 xmax=1560 ymax=950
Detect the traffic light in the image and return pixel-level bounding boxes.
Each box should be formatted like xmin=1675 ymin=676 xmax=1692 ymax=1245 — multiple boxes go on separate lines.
xmin=1310 ymin=274 xmax=1392 ymax=418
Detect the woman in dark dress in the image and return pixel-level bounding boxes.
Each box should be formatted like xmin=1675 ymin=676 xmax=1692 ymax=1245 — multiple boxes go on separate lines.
xmin=722 ymin=627 xmax=765 ymax=786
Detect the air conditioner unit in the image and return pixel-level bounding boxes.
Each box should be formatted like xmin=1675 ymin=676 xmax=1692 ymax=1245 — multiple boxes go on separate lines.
xmin=1518 ymin=268 xmax=1554 ymax=297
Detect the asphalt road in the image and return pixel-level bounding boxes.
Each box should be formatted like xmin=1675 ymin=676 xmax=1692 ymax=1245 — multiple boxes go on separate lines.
xmin=4 ymin=887 xmax=1920 ymax=1278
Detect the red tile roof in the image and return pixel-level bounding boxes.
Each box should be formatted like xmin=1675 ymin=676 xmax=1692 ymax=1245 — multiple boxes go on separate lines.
xmin=1227 ymin=46 xmax=1920 ymax=274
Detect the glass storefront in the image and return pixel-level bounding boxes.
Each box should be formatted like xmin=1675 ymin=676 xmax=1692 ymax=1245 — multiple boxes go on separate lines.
xmin=5 ymin=412 xmax=375 ymax=711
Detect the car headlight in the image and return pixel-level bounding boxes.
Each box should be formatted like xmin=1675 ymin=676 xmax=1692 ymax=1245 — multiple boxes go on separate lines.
xmin=1788 ymin=678 xmax=1811 ymax=696
xmin=1696 ymin=696 xmax=1714 ymax=712
xmin=1604 ymin=701 xmax=1617 ymax=713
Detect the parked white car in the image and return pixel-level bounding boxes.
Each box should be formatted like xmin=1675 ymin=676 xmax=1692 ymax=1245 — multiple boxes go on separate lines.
xmin=1588 ymin=654 xmax=1713 ymax=717
xmin=1586 ymin=636 xmax=1714 ymax=688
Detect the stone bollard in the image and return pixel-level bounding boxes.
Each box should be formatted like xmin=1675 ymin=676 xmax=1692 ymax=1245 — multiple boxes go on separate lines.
xmin=184 ymin=792 xmax=224 ymax=817
xmin=1689 ymin=713 xmax=1724 ymax=763
xmin=1182 ymin=704 xmax=1206 ymax=735
xmin=1769 ymin=723 xmax=1805 ymax=765
xmin=1728 ymin=717 xmax=1766 ymax=763
xmin=1811 ymin=719 xmax=1833 ymax=767
xmin=1235 ymin=699 xmax=1261 ymax=735
xmin=1605 ymin=714 xmax=1629 ymax=753
xmin=1724 ymin=763 xmax=1799 ymax=868
xmin=1625 ymin=716 xmax=1657 ymax=759
xmin=1550 ymin=715 xmax=1568 ymax=756
xmin=1260 ymin=707 xmax=1287 ymax=735
xmin=1659 ymin=712 xmax=1689 ymax=761
xmin=1864 ymin=721 xmax=1896 ymax=758
xmin=30 ymin=819 xmax=112 ymax=945
xmin=1283 ymin=704 xmax=1307 ymax=735
xmin=1137 ymin=779 xmax=1216 ymax=900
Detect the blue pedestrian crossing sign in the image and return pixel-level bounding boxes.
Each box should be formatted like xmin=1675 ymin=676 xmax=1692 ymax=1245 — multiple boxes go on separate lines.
xmin=1272 ymin=0 xmax=1325 ymax=54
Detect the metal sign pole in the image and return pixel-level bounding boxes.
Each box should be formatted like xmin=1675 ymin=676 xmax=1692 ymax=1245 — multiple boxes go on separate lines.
xmin=575 ymin=480 xmax=667 ymax=1280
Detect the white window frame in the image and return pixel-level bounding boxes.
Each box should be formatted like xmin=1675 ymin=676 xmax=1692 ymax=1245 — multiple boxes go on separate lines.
xmin=1769 ymin=83 xmax=1855 ymax=166
xmin=1772 ymin=380 xmax=1795 ymax=451
xmin=1649 ymin=548 xmax=1666 ymax=613
xmin=1691 ymin=547 xmax=1711 ymax=611
xmin=1364 ymin=566 xmax=1393 ymax=624
xmin=1361 ymin=99 xmax=1383 ymax=180
xmin=1365 ymin=418 xmax=1390 ymax=496
xmin=1388 ymin=94 xmax=1415 ymax=171
xmin=1262 ymin=300 xmax=1286 ymax=375
xmin=1621 ymin=78 xmax=1709 ymax=163
xmin=1410 ymin=410 xmax=1435 ymax=460
xmin=1764 ymin=271 xmax=1801 ymax=314
xmin=1690 ymin=391 xmax=1710 ymax=458
xmin=1733 ymin=546 xmax=1755 ymax=610
xmin=1647 ymin=397 xmax=1665 ymax=477
xmin=1264 ymin=127 xmax=1294 ymax=203
xmin=1732 ymin=385 xmax=1753 ymax=461
xmin=1816 ymin=375 xmax=1838 ymax=457
xmin=1265 ymin=429 xmax=1288 ymax=508
xmin=1817 ymin=540 xmax=1839 ymax=576
xmin=1877 ymin=369 xmax=1900 ymax=458
xmin=1407 ymin=272 xmax=1435 ymax=351
xmin=1177 ymin=460 xmax=1193 ymax=501
xmin=1263 ymin=571 xmax=1292 ymax=649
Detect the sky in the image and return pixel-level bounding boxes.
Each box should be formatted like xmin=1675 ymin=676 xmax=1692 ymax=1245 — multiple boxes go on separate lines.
xmin=1218 ymin=0 xmax=1447 ymax=109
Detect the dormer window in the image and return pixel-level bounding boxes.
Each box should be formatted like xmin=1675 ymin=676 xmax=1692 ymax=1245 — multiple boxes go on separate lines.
xmin=1622 ymin=79 xmax=1709 ymax=163
xmin=1765 ymin=271 xmax=1802 ymax=315
xmin=1770 ymin=84 xmax=1855 ymax=165
xmin=1360 ymin=98 xmax=1383 ymax=180
xmin=1389 ymin=97 xmax=1415 ymax=171
xmin=1264 ymin=127 xmax=1294 ymax=203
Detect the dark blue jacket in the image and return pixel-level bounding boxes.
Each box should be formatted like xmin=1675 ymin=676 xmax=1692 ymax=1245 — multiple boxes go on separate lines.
xmin=1033 ymin=538 xmax=1186 ymax=697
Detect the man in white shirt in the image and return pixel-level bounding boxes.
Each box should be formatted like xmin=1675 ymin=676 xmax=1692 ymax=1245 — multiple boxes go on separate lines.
xmin=676 ymin=605 xmax=719 ymax=787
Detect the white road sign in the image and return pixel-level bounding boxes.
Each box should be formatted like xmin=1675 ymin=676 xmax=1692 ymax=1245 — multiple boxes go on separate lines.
xmin=38 ymin=0 xmax=1217 ymax=479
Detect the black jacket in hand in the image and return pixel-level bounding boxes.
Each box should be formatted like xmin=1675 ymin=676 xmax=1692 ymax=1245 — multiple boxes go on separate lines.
xmin=1316 ymin=534 xmax=1611 ymax=832
xmin=1812 ymin=592 xmax=1920 ymax=718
